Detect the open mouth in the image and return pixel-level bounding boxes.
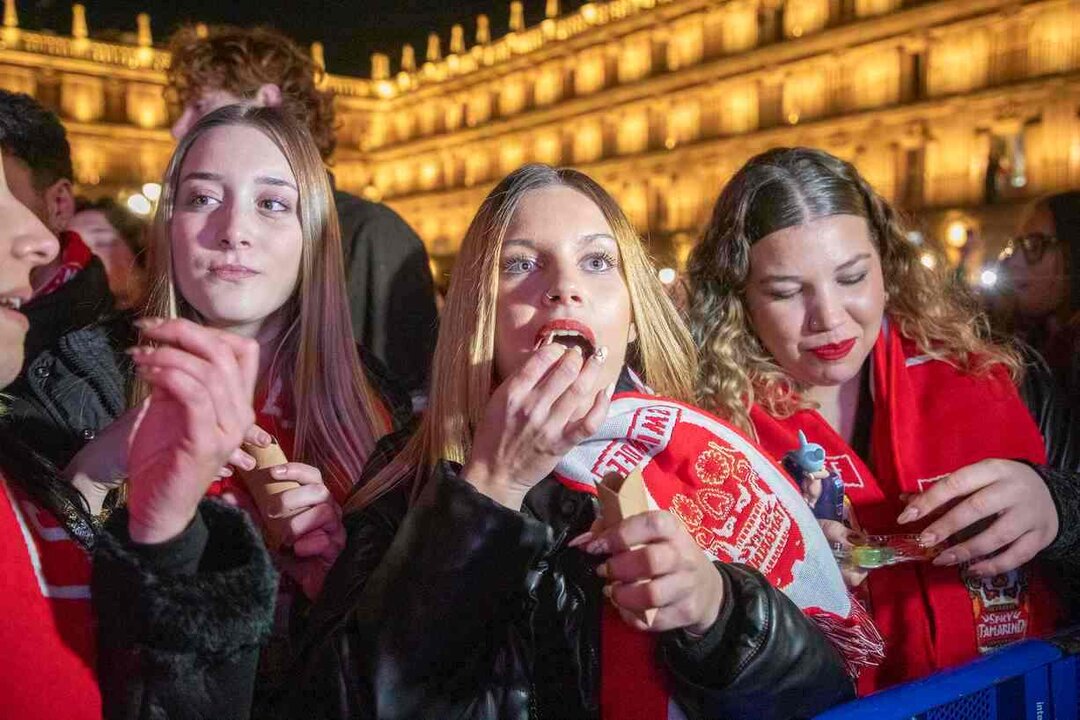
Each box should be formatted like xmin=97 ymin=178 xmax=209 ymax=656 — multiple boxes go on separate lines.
xmin=534 ymin=320 xmax=597 ymax=359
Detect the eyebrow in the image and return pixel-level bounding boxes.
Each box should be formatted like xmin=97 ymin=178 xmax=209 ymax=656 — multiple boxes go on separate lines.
xmin=757 ymin=252 xmax=872 ymax=284
xmin=178 ymin=171 xmax=297 ymax=192
xmin=502 ymin=232 xmax=616 ymax=250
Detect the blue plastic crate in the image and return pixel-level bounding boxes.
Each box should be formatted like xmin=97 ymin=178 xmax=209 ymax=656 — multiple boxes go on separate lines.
xmin=815 ymin=640 xmax=1063 ymax=720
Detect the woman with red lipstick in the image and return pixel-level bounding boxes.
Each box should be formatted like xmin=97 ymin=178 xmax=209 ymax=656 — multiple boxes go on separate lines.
xmin=687 ymin=147 xmax=1074 ymax=693
xmin=238 ymin=163 xmax=883 ymax=720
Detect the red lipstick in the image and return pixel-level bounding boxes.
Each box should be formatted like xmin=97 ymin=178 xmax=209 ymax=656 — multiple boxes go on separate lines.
xmin=810 ymin=338 xmax=857 ymax=361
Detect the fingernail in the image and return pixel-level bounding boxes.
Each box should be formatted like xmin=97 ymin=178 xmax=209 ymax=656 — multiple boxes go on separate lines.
xmin=934 ymin=551 xmax=957 ymax=566
xmin=258 ymin=430 xmax=272 ymax=446
xmin=134 ymin=317 xmax=165 ymax=330
xmin=593 ymin=346 xmax=608 ymax=363
xmin=271 ymin=465 xmax=285 ymax=476
xmin=567 ymin=531 xmax=594 ymax=548
xmin=584 ymin=539 xmax=609 ymax=555
xmin=897 ymin=507 xmax=920 ymax=524
xmin=596 ymin=563 xmax=608 ymax=578
xmin=572 ymin=345 xmax=583 ymax=356
xmin=918 ymin=532 xmax=937 ymax=547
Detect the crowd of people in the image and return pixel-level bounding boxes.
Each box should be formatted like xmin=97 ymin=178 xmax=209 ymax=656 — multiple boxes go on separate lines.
xmin=0 ymin=22 xmax=1077 ymax=720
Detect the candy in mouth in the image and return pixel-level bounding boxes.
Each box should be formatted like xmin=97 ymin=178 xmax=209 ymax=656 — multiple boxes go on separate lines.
xmin=534 ymin=323 xmax=597 ymax=358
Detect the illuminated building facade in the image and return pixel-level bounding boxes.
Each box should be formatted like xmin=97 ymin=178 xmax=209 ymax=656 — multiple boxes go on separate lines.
xmin=1 ymin=0 xmax=1077 ymax=280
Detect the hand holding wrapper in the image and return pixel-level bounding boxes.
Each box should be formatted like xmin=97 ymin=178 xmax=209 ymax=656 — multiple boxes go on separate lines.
xmin=234 ymin=436 xmax=300 ymax=551
xmin=599 ymin=468 xmax=658 ymax=627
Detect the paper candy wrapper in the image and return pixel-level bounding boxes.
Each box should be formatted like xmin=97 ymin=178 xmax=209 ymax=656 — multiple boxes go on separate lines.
xmin=235 ymin=436 xmax=299 ymax=551
xmin=599 ymin=468 xmax=658 ymax=627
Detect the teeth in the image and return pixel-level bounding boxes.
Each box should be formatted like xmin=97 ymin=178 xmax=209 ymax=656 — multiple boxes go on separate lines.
xmin=0 ymin=297 xmax=21 ymax=310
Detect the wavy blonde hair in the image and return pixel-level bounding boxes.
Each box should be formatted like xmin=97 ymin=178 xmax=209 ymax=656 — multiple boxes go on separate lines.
xmin=137 ymin=104 xmax=390 ymax=499
xmin=349 ymin=164 xmax=697 ymax=511
xmin=687 ymin=147 xmax=1019 ymax=432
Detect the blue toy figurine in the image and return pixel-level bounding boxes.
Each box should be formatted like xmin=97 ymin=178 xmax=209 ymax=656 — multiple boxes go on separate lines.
xmin=782 ymin=431 xmax=845 ymax=522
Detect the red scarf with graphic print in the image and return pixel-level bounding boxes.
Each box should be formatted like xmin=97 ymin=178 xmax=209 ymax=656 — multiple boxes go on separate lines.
xmin=554 ymin=380 xmax=883 ymax=719
xmin=751 ymin=321 xmax=1061 ymax=693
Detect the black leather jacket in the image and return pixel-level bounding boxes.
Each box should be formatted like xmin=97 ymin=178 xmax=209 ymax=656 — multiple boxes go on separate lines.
xmin=272 ymin=457 xmax=854 ymax=720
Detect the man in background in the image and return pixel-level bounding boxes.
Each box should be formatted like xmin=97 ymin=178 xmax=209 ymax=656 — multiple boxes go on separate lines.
xmin=0 ymin=90 xmax=129 ymax=467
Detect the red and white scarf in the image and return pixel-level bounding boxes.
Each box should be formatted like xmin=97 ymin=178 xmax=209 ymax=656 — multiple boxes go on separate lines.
xmin=554 ymin=376 xmax=882 ymax=720
xmin=752 ymin=320 xmax=1062 ymax=693
xmin=0 ymin=477 xmax=100 ymax=719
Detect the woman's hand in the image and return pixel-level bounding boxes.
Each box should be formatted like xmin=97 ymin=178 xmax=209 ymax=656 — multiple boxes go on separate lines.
xmin=65 ymin=410 xmax=270 ymax=515
xmin=576 ymin=511 xmax=724 ymax=636
xmin=820 ymin=520 xmax=869 ymax=588
xmin=65 ymin=406 xmax=140 ymax=514
xmin=259 ymin=462 xmax=345 ymax=600
xmin=125 ymin=318 xmax=259 ymax=545
xmin=463 ymin=343 xmax=610 ymax=510
xmin=897 ymin=459 xmax=1058 ymax=577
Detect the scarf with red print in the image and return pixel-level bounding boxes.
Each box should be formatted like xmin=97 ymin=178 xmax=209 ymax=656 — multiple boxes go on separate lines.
xmin=751 ymin=320 xmax=1061 ymax=693
xmin=553 ymin=375 xmax=882 ymax=720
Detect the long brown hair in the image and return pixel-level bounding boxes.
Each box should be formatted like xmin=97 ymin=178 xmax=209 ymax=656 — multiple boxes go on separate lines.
xmin=138 ymin=104 xmax=390 ymax=498
xmin=687 ymin=146 xmax=1019 ymax=431
xmin=348 ymin=164 xmax=697 ymax=512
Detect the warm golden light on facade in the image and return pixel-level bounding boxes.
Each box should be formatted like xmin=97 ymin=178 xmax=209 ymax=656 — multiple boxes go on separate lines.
xmin=784 ymin=0 xmax=828 ymax=39
xmin=720 ymin=82 xmax=758 ymax=135
xmin=851 ymin=50 xmax=900 ymax=109
xmin=0 ymin=0 xmax=1074 ymax=260
xmin=617 ymin=110 xmax=649 ymax=155
xmin=927 ymin=29 xmax=989 ymax=96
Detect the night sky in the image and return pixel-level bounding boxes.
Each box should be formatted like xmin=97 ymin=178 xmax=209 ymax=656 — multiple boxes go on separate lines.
xmin=17 ymin=0 xmax=582 ymax=77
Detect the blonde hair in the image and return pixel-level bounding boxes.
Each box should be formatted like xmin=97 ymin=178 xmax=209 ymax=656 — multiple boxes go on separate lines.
xmin=138 ymin=104 xmax=390 ymax=499
xmin=348 ymin=164 xmax=697 ymax=511
xmin=687 ymin=147 xmax=1019 ymax=431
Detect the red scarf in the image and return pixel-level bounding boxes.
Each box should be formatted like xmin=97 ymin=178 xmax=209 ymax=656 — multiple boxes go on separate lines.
xmin=554 ymin=378 xmax=882 ymax=719
xmin=32 ymin=231 xmax=93 ymax=299
xmin=752 ymin=321 xmax=1061 ymax=693
xmin=0 ymin=477 xmax=100 ymax=719
xmin=206 ymin=377 xmax=298 ymax=501
xmin=208 ymin=375 xmax=391 ymax=505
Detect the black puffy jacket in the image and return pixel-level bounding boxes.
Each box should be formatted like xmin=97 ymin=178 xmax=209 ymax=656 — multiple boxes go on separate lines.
xmin=270 ymin=450 xmax=855 ymax=720
xmin=1 ymin=257 xmax=133 ymax=468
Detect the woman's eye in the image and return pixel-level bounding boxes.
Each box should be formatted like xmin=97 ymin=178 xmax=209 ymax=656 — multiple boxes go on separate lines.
xmin=259 ymin=198 xmax=289 ymax=212
xmin=188 ymin=193 xmax=217 ymax=208
xmin=503 ymin=257 xmax=537 ymax=274
xmin=767 ymin=287 xmax=800 ymax=300
xmin=838 ymin=272 xmax=868 ymax=286
xmin=582 ymin=253 xmax=616 ymax=272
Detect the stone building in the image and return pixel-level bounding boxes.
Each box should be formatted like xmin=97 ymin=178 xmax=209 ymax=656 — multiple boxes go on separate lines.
xmin=1 ymin=0 xmax=1076 ymax=281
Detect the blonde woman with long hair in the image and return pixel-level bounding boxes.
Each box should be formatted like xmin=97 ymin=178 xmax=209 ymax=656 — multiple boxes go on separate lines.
xmin=267 ymin=163 xmax=887 ymax=720
xmin=65 ymin=106 xmax=403 ymax=666
xmin=687 ymin=146 xmax=1071 ymax=693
